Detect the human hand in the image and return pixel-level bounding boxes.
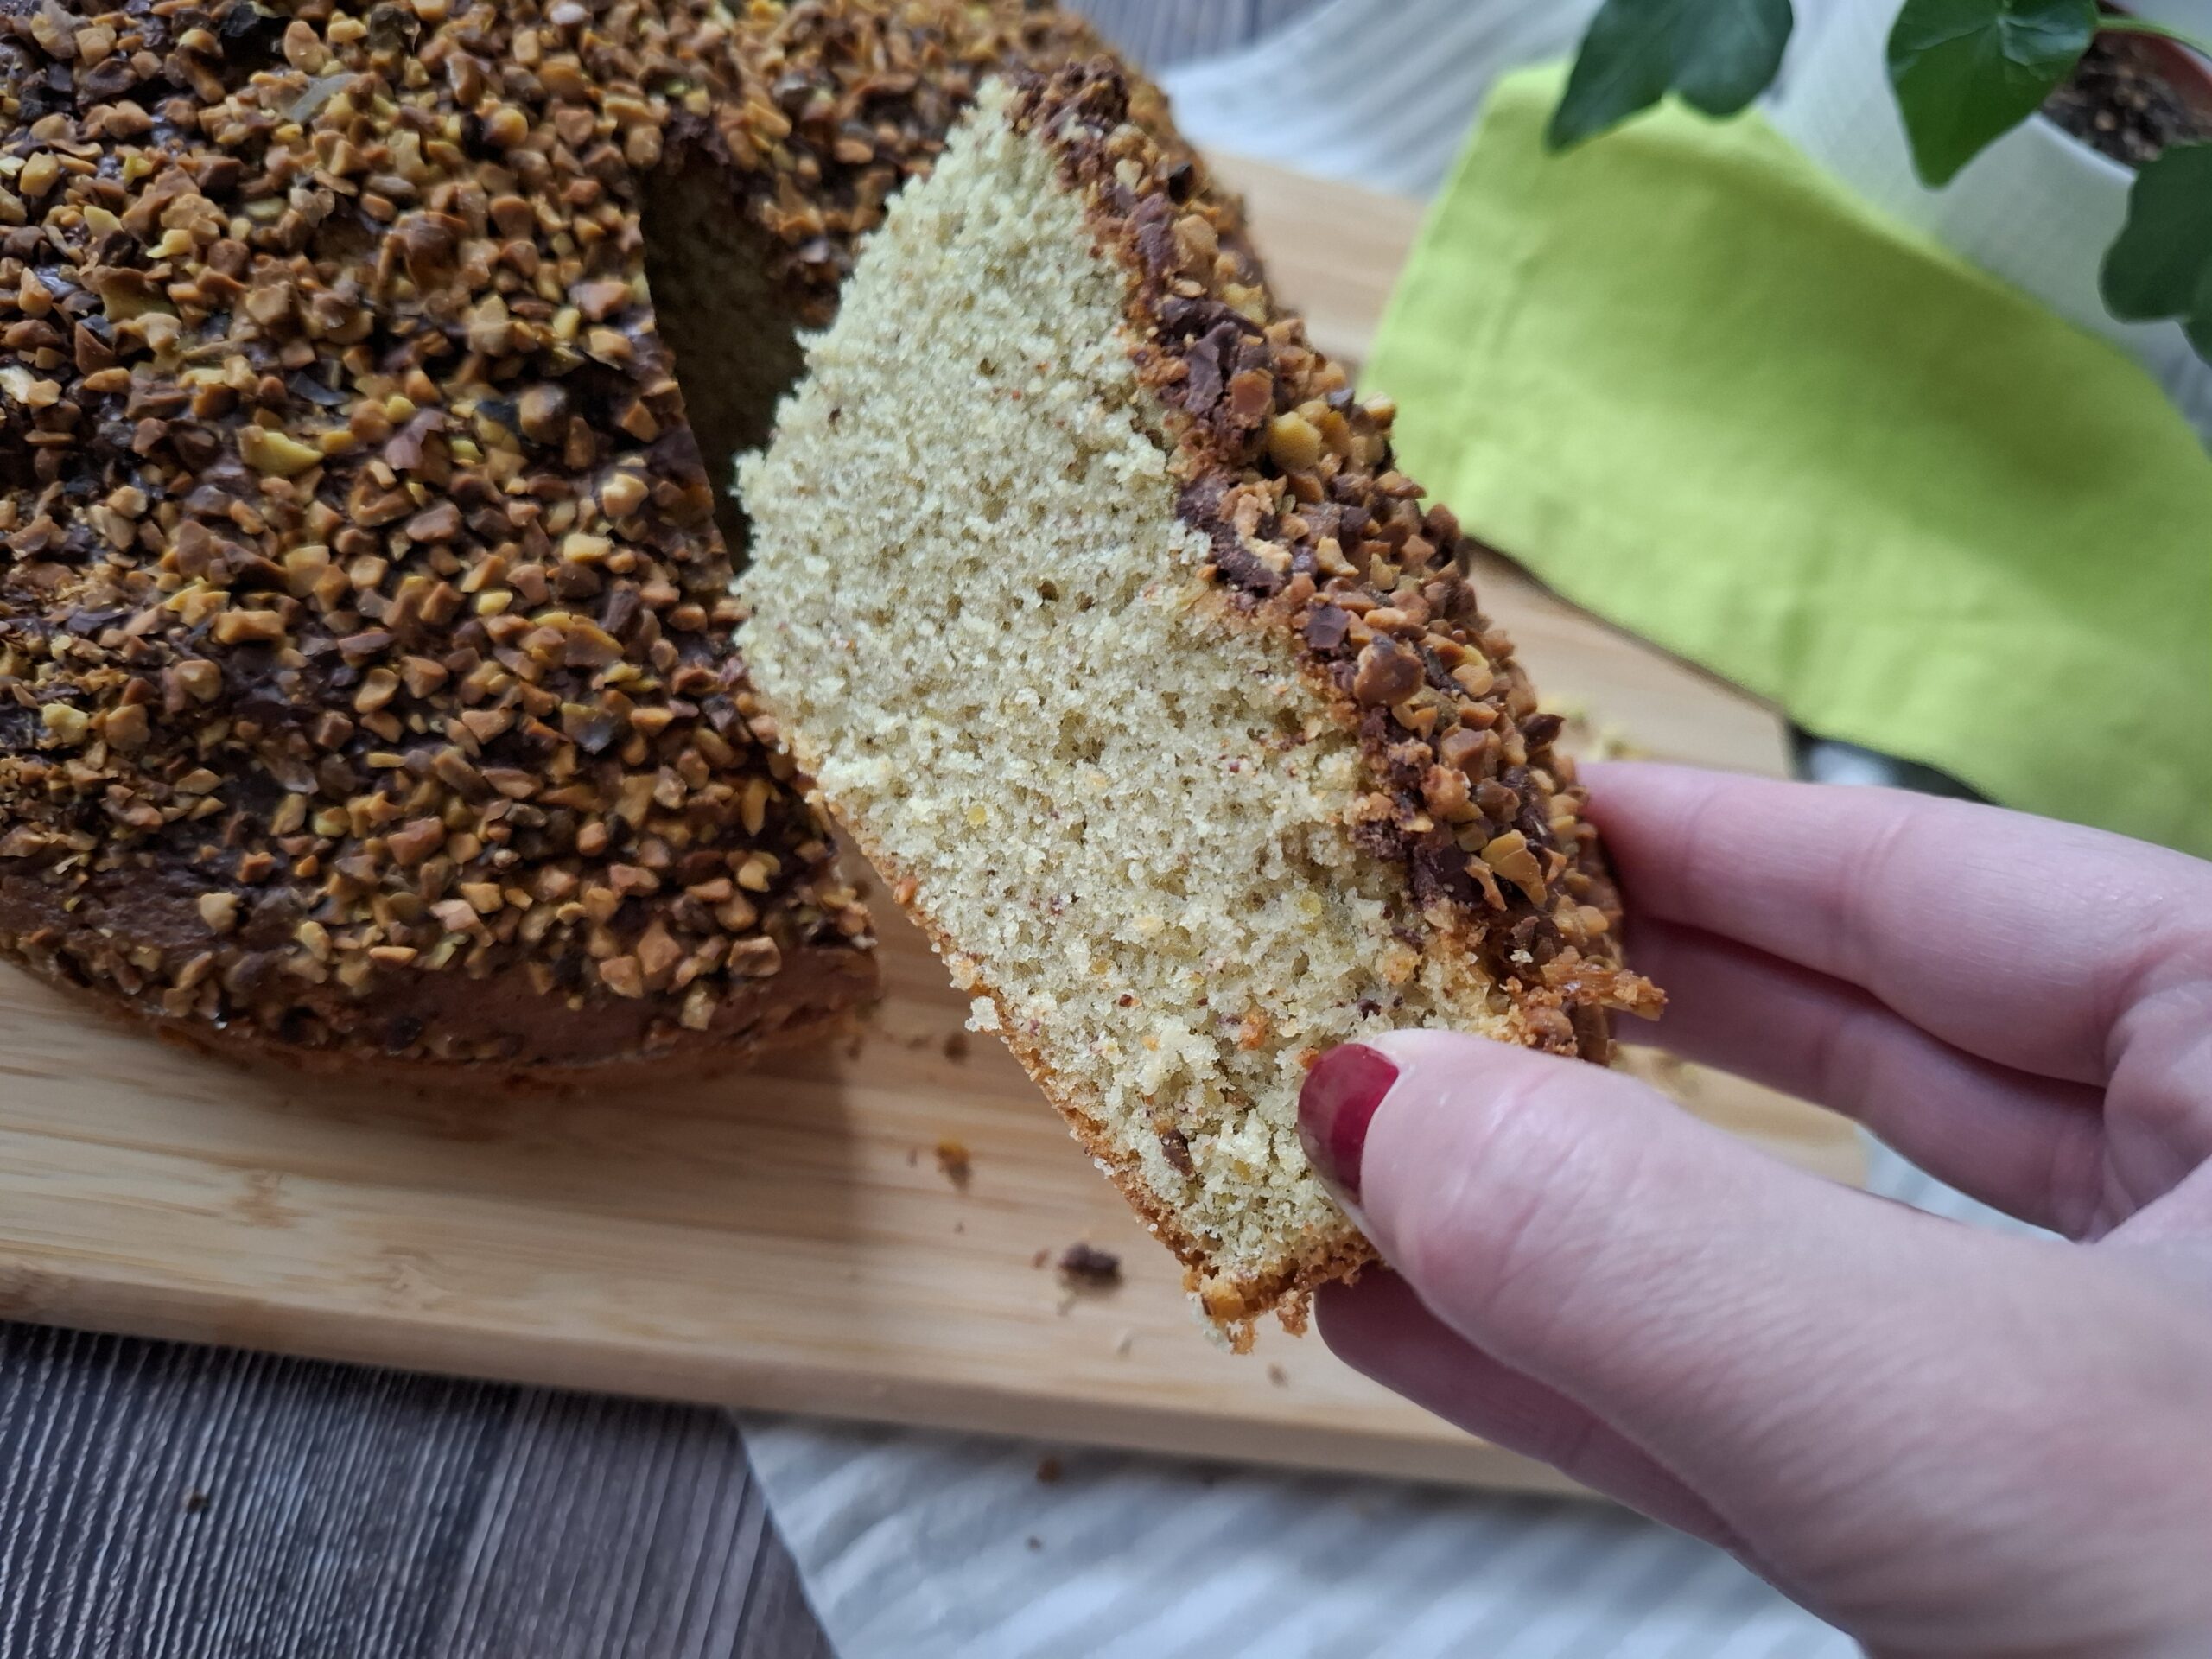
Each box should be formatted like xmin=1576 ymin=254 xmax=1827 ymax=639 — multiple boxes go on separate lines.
xmin=1301 ymin=763 xmax=2212 ymax=1659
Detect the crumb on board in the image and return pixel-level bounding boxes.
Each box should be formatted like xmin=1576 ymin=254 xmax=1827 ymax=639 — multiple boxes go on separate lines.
xmin=935 ymin=1139 xmax=973 ymax=1188
xmin=1035 ymin=1456 xmax=1063 ymax=1485
xmin=1267 ymin=1363 xmax=1289 ymax=1388
xmin=1113 ymin=1327 xmax=1136 ymax=1357
xmin=1030 ymin=1248 xmax=1051 ymax=1270
xmin=943 ymin=1030 xmax=970 ymax=1061
xmin=1026 ymin=1535 xmax=1042 ymax=1551
xmin=1057 ymin=1243 xmax=1122 ymax=1290
xmin=183 ymin=1490 xmax=209 ymax=1514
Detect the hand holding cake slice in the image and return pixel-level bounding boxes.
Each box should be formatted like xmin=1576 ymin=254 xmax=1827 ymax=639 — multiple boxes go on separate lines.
xmin=739 ymin=66 xmax=1662 ymax=1348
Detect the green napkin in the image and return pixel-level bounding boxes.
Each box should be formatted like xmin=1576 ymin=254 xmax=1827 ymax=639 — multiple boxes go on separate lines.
xmin=1367 ymin=64 xmax=2212 ymax=859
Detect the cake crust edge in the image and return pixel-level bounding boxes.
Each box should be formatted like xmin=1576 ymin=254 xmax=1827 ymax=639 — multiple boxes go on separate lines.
xmin=1008 ymin=64 xmax=1662 ymax=1066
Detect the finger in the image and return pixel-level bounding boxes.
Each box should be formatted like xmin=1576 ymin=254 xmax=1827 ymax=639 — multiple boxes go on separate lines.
xmin=1304 ymin=1032 xmax=2212 ymax=1646
xmin=1585 ymin=761 xmax=2212 ymax=1086
xmin=1300 ymin=1030 xmax=2102 ymax=1537
xmin=2102 ymin=970 xmax=2212 ymax=1210
xmin=2107 ymin=1160 xmax=2212 ymax=1259
xmin=1318 ymin=1270 xmax=1742 ymax=1549
xmin=1628 ymin=918 xmax=2108 ymax=1236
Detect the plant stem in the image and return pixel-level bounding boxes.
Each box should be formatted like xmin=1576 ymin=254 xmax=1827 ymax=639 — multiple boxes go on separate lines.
xmin=2096 ymin=16 xmax=2212 ymax=60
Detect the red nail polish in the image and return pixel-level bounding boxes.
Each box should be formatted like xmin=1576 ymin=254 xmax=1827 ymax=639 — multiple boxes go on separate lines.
xmin=1298 ymin=1044 xmax=1398 ymax=1204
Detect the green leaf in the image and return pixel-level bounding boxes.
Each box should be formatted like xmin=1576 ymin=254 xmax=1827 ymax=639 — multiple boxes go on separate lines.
xmin=1547 ymin=0 xmax=1794 ymax=152
xmin=1886 ymin=0 xmax=2098 ymax=187
xmin=2101 ymin=142 xmax=2212 ymax=322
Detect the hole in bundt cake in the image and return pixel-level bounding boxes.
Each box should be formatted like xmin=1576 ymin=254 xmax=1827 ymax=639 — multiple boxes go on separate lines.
xmin=639 ymin=165 xmax=809 ymax=563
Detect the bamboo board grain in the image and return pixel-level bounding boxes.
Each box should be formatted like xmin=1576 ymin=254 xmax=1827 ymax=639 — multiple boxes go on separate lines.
xmin=0 ymin=159 xmax=1858 ymax=1493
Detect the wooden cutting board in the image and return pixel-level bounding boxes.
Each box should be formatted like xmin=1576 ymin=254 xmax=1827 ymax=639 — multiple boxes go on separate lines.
xmin=0 ymin=157 xmax=1858 ymax=1494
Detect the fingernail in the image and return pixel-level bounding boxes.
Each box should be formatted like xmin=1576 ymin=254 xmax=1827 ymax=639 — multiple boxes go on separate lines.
xmin=1298 ymin=1043 xmax=1398 ymax=1205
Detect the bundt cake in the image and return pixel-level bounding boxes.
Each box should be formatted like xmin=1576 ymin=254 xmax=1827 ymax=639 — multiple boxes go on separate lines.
xmin=739 ymin=67 xmax=1662 ymax=1342
xmin=0 ymin=0 xmax=1106 ymax=1072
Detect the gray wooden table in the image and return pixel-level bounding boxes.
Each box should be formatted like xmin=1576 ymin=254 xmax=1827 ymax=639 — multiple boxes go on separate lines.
xmin=0 ymin=5 xmax=1322 ymax=1656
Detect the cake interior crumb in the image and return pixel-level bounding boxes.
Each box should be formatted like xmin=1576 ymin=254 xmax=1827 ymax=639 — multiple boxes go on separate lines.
xmin=740 ymin=85 xmax=1516 ymax=1303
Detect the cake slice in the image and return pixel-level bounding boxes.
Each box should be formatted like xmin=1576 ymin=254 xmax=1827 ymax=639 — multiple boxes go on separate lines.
xmin=738 ymin=66 xmax=1661 ymax=1345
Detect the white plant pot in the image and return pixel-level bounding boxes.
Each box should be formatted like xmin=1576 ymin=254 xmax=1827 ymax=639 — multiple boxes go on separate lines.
xmin=1770 ymin=0 xmax=2212 ymax=441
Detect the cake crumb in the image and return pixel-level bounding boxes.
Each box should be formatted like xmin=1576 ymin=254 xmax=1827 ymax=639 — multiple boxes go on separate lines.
xmin=943 ymin=1030 xmax=970 ymax=1061
xmin=1035 ymin=1456 xmax=1063 ymax=1484
xmin=1030 ymin=1247 xmax=1051 ymax=1269
xmin=935 ymin=1139 xmax=973 ymax=1188
xmin=1267 ymin=1363 xmax=1289 ymax=1388
xmin=1057 ymin=1243 xmax=1121 ymax=1289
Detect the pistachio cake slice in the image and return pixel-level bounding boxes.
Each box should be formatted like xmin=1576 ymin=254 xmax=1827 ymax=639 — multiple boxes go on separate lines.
xmin=738 ymin=66 xmax=1661 ymax=1346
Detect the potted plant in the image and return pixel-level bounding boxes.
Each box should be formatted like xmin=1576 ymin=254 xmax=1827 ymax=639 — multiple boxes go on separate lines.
xmin=1548 ymin=0 xmax=2212 ymax=438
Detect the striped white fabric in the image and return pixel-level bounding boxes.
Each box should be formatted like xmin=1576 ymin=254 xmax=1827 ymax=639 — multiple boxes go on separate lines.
xmin=1149 ymin=0 xmax=1600 ymax=197
xmin=1149 ymin=0 xmax=1853 ymax=197
xmin=740 ymin=3 xmax=2041 ymax=1651
xmin=744 ymin=1424 xmax=1842 ymax=1659
xmin=741 ymin=1141 xmax=2026 ymax=1658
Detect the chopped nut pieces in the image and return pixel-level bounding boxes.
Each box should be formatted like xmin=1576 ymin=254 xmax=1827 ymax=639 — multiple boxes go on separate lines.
xmin=0 ymin=0 xmax=1103 ymax=1069
xmin=1016 ymin=67 xmax=1661 ymax=1056
xmin=1351 ymin=637 xmax=1424 ymax=708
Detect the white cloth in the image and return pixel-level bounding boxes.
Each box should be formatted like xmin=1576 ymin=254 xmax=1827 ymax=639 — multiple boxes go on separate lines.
xmin=741 ymin=1141 xmax=2028 ymax=1658
xmin=1147 ymin=0 xmax=1857 ymax=197
xmin=1147 ymin=0 xmax=1599 ymax=197
xmin=740 ymin=4 xmax=2042 ymax=1651
xmin=744 ymin=1427 xmax=1835 ymax=1659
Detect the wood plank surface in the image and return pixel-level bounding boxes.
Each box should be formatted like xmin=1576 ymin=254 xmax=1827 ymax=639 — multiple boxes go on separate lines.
xmin=0 ymin=881 xmax=1854 ymax=1500
xmin=0 ymin=1324 xmax=829 ymax=1659
xmin=0 ymin=155 xmax=1849 ymax=1498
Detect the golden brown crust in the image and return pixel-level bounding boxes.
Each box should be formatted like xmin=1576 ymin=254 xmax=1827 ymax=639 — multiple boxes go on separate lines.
xmin=1010 ymin=64 xmax=1663 ymax=1061
xmin=0 ymin=0 xmax=1103 ymax=1072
